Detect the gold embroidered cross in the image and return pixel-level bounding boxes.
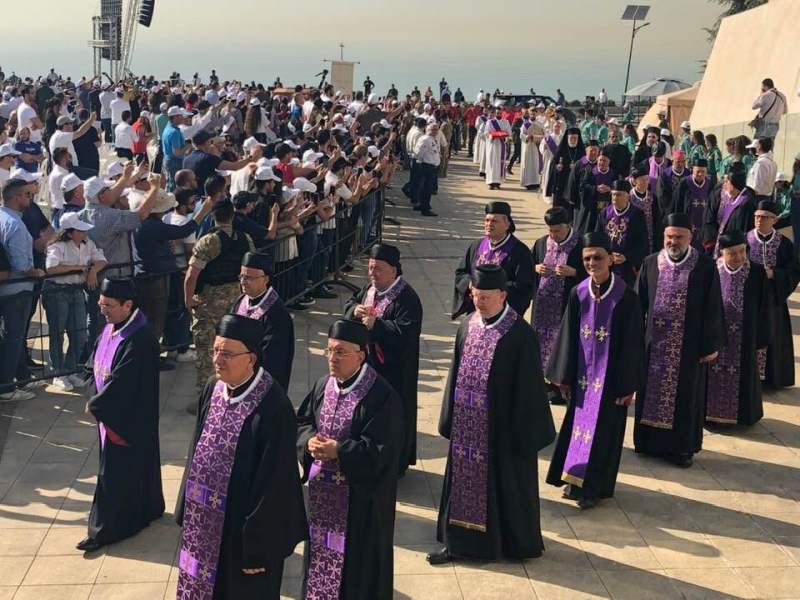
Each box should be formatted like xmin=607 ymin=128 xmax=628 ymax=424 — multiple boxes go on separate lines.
xmin=209 ymin=493 xmax=220 ymax=509
xmin=456 ymin=446 xmax=466 ymax=459
xmin=592 ymin=378 xmax=602 ymax=392
xmin=581 ymin=324 xmax=592 ymax=339
xmin=199 ymin=566 xmax=209 ymax=580
xmin=655 ymin=318 xmax=666 ymax=328
xmin=583 ymin=430 xmax=592 ymax=443
xmin=595 ymin=327 xmax=609 ymax=342
xmin=474 ymin=451 xmax=483 ymax=463
xmin=573 ymin=425 xmax=582 ymax=439
xmin=332 ymin=471 xmax=345 ymax=485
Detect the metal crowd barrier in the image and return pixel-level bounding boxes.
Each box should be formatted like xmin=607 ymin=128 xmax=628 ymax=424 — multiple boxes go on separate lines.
xmin=0 ymin=188 xmax=385 ymax=391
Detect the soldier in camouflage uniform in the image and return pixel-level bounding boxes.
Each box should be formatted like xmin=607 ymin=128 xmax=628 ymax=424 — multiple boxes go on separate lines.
xmin=183 ymin=193 xmax=254 ymax=406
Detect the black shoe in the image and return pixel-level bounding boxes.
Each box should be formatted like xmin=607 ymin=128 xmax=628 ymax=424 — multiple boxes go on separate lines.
xmin=340 ymin=264 xmax=354 ymax=273
xmin=479 ymin=172 xmax=486 ymax=178
xmin=27 ymin=356 xmax=45 ymax=370
xmin=158 ymin=359 xmax=175 ymax=372
xmin=562 ymin=486 xmax=580 ymax=501
xmin=577 ymin=497 xmax=599 ymax=510
xmin=298 ymin=295 xmax=316 ymax=306
xmin=76 ymin=537 xmax=103 ymax=553
xmin=412 ymin=205 xmax=421 ymax=211
xmin=426 ymin=547 xmax=452 ymax=565
xmin=507 ymin=168 xmax=513 ymax=175
xmin=421 ymin=210 xmax=438 ymax=217
xmin=526 ymin=185 xmax=537 ymax=190
xmin=312 ymin=286 xmax=337 ymax=299
xmin=287 ymin=301 xmax=308 ymax=311
xmin=670 ymin=453 xmax=694 ymax=468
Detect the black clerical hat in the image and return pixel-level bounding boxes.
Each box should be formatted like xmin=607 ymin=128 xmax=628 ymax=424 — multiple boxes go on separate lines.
xmin=471 ymin=264 xmax=507 ymax=290
xmin=586 ymin=139 xmax=600 ymax=147
xmin=216 ymin=314 xmax=263 ymax=356
xmin=566 ymin=126 xmax=581 ymax=136
xmin=664 ymin=212 xmax=692 ymax=230
xmin=612 ymin=180 xmax=631 ymax=193
xmin=485 ymin=201 xmax=515 ymax=232
xmin=544 ymin=207 xmax=570 ymax=226
xmin=328 ymin=319 xmax=369 ymax=350
xmin=100 ymin=277 xmax=137 ymax=301
xmin=599 ymin=147 xmax=612 ymax=157
xmin=368 ymin=243 xmax=402 ymax=274
xmin=718 ymin=230 xmax=747 ymax=249
xmin=242 ymin=251 xmax=273 ymax=276
xmin=694 ymin=158 xmax=708 ymax=168
xmin=652 ymin=141 xmax=668 ymax=158
xmin=582 ymin=232 xmax=612 ymax=253
xmin=631 ymin=163 xmax=649 ymax=179
xmin=728 ymin=169 xmax=747 ymax=191
xmin=756 ymin=200 xmax=779 ymax=215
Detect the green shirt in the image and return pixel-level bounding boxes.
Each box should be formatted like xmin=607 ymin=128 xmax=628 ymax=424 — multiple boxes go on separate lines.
xmin=622 ymin=136 xmax=636 ymax=155
xmin=154 ymin=113 xmax=169 ymax=140
xmin=678 ymin=135 xmax=692 ymax=157
xmin=706 ymin=147 xmax=723 ymax=178
xmin=688 ymin=144 xmax=707 ymax=167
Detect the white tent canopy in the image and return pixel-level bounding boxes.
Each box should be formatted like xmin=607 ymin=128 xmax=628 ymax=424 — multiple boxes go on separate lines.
xmin=624 ymin=78 xmax=692 ymax=98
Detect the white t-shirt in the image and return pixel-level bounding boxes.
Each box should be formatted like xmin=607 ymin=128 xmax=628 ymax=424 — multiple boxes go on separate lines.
xmin=16 ymin=101 xmax=41 ymax=142
xmin=99 ymin=91 xmax=114 ymax=119
xmin=48 ymin=164 xmax=70 ymax=210
xmin=48 ymin=131 xmax=78 ymax=164
xmin=162 ymin=211 xmax=196 ymax=267
xmin=110 ymin=98 xmax=130 ymax=125
xmin=114 ymin=122 xmax=138 ymax=150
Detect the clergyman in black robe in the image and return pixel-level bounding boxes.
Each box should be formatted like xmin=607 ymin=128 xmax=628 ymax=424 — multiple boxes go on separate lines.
xmin=344 ymin=243 xmax=423 ymax=475
xmin=429 ymin=264 xmax=555 ymax=565
xmin=230 ymin=251 xmax=294 ymax=390
xmin=701 ymin=163 xmax=756 ymax=255
xmin=595 ymin=180 xmax=648 ymax=286
xmin=634 ymin=213 xmax=725 ymax=467
xmin=546 ymin=232 xmax=644 ymax=507
xmin=80 ymin=278 xmax=164 ymax=553
xmin=452 ymin=201 xmax=534 ymax=318
xmin=747 ymin=201 xmax=800 ymax=388
xmin=176 ymin=315 xmax=307 ymax=600
xmin=706 ymin=232 xmax=772 ymax=427
xmin=572 ymin=147 xmax=615 ymax=235
xmin=656 ymin=154 xmax=690 ymax=223
xmin=566 ymin=142 xmax=599 ymax=224
xmin=297 ymin=320 xmax=403 ymax=600
xmin=545 ymin=126 xmax=585 ymax=218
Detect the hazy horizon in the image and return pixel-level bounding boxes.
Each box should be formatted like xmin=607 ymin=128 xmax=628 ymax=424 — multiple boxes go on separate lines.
xmin=3 ymin=0 xmax=726 ymax=101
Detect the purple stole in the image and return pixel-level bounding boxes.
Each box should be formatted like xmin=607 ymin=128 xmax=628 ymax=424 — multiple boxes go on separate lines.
xmin=687 ymin=178 xmax=711 ymax=249
xmin=747 ymin=229 xmax=781 ymax=378
xmin=640 ymin=249 xmax=699 ymax=429
xmin=603 ymin=205 xmax=632 ymax=277
xmin=474 ymin=235 xmax=516 ymax=268
xmin=92 ymin=309 xmax=147 ymax=449
xmin=561 ymin=274 xmax=626 ymax=486
xmin=235 ymin=289 xmax=278 ymax=321
xmin=714 ymin=189 xmax=752 ymax=256
xmin=630 ymin=188 xmax=654 ymax=251
xmin=592 ymin=167 xmax=615 ymax=208
xmin=532 ymin=232 xmax=580 ymax=368
xmin=648 ymin=156 xmax=668 ymax=199
xmin=489 ymin=119 xmax=507 ymax=165
xmin=449 ymin=307 xmax=518 ymax=531
xmin=177 ymin=370 xmax=272 ymax=599
xmin=706 ymin=260 xmax=749 ymax=423
xmin=545 ymin=134 xmax=559 ymax=156
xmin=364 ymin=278 xmax=407 ymax=318
xmin=306 ymin=366 xmax=378 ymax=600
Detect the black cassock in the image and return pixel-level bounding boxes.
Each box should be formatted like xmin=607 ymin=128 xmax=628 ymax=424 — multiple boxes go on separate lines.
xmin=634 ymin=251 xmax=725 ymax=457
xmin=176 ymin=374 xmax=308 ymax=599
xmin=708 ymin=264 xmax=772 ymax=426
xmin=596 ymin=204 xmax=648 ymax=286
xmin=344 ymin=280 xmax=423 ymax=474
xmin=87 ymin=320 xmax=164 ymax=545
xmin=545 ymin=280 xmax=644 ymax=498
xmin=606 ymin=142 xmax=632 ymax=179
xmin=702 ymin=188 xmax=757 ymax=250
xmin=656 ymin=168 xmax=689 ymax=222
xmin=755 ymin=233 xmax=800 ymax=388
xmin=231 ymin=292 xmax=295 ymax=391
xmin=452 ymin=236 xmax=534 ymax=318
xmin=530 ymin=233 xmax=586 ymax=309
xmin=437 ymin=313 xmax=555 ymax=559
xmin=297 ymin=370 xmax=403 ymax=600
xmin=572 ymin=167 xmax=614 ymax=235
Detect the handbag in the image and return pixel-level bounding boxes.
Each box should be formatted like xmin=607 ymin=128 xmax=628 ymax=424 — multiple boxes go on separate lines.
xmin=749 ymin=90 xmax=779 ymax=130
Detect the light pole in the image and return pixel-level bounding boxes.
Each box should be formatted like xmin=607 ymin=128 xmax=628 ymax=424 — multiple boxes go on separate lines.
xmin=621 ymin=5 xmax=651 ymax=110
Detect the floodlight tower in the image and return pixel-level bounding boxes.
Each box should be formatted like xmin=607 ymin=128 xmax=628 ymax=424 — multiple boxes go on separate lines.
xmin=88 ymin=0 xmax=155 ymax=81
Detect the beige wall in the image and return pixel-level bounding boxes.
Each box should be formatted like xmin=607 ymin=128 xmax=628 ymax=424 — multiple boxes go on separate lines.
xmin=690 ymin=0 xmax=800 ymax=170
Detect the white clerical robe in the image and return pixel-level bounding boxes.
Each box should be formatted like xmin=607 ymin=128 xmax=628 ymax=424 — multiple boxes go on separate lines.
xmin=474 ymin=115 xmax=488 ymax=167
xmin=540 ymin=132 xmax=563 ymax=201
xmin=520 ymin=119 xmax=543 ymax=188
xmin=483 ymin=118 xmax=512 ymax=185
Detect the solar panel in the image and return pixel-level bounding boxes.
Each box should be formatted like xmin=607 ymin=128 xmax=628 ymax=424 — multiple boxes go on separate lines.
xmin=634 ymin=5 xmax=651 ymax=20
xmin=622 ymin=5 xmax=638 ymax=20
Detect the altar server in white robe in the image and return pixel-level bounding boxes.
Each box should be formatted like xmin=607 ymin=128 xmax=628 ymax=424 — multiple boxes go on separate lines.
xmin=474 ymin=109 xmax=489 ymax=170
xmin=483 ymin=109 xmax=513 ymax=190
xmin=520 ymin=113 xmax=543 ymax=190
xmin=540 ymin=121 xmax=564 ymax=204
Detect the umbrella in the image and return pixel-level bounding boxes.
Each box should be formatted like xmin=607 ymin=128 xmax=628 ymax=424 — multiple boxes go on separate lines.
xmin=624 ymin=78 xmax=691 ymax=98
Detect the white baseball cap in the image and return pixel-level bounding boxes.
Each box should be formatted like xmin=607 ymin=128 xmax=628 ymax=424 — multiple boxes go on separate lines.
xmin=660 ymin=128 xmax=671 ymax=136
xmin=249 ymin=97 xmax=261 ymax=106
xmin=58 ymin=212 xmax=93 ymax=231
xmin=285 ymin=140 xmax=301 ymax=150
xmin=680 ymin=121 xmax=691 ymax=129
xmin=10 ymin=168 xmax=42 ymax=183
xmin=776 ymin=172 xmax=791 ymax=183
xmin=745 ymin=140 xmax=759 ymax=149
xmin=367 ymin=93 xmax=379 ymax=105
xmin=367 ymin=145 xmax=380 ymax=158
xmin=302 ymin=122 xmax=313 ymax=133
xmin=236 ymin=91 xmax=247 ymax=103
xmin=159 ymin=102 xmax=168 ymax=112
xmin=255 ymin=166 xmax=281 ymax=182
xmin=167 ymin=106 xmax=192 ymax=117
xmin=0 ymin=143 xmax=21 ymax=158
xmin=302 ymin=149 xmax=323 ymax=163
xmin=60 ymin=173 xmax=84 ymax=193
xmin=106 ymin=161 xmax=125 ymax=178
xmin=242 ymin=136 xmax=266 ymax=151
xmin=292 ymin=177 xmax=317 ymax=193
xmin=84 ymin=176 xmax=115 ymax=200
xmin=257 ymin=157 xmax=281 ymax=168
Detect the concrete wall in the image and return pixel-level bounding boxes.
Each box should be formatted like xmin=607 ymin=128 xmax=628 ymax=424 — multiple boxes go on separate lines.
xmin=690 ymin=0 xmax=800 ymax=170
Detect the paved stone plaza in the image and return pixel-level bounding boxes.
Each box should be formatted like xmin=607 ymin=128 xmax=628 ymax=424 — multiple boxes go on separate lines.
xmin=1 ymin=156 xmax=800 ymax=599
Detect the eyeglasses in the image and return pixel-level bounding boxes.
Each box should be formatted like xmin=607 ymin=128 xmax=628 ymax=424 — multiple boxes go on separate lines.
xmin=238 ymin=274 xmax=266 ymax=282
xmin=583 ymin=254 xmax=606 ymax=262
xmin=754 ymin=214 xmax=775 ymax=220
xmin=324 ymin=348 xmax=359 ymax=359
xmin=212 ymin=349 xmax=252 ymax=361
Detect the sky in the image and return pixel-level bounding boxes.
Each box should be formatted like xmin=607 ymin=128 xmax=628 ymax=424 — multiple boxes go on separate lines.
xmin=3 ymin=0 xmax=726 ymax=101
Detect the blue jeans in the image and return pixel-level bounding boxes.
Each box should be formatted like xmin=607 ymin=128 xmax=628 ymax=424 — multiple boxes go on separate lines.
xmin=295 ymin=226 xmax=319 ymax=296
xmin=162 ymin=271 xmax=192 ymax=352
xmin=101 ymin=118 xmax=112 ymax=143
xmin=42 ymin=284 xmax=87 ymax=373
xmin=0 ymin=291 xmax=33 ymax=392
xmin=164 ymin=155 xmax=183 ymax=192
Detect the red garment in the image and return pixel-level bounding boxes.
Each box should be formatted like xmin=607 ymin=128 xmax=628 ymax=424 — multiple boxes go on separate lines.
xmin=464 ymin=106 xmax=480 ymax=126
xmin=132 ymin=121 xmax=148 ymax=155
xmin=275 ymin=161 xmax=295 ymax=186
